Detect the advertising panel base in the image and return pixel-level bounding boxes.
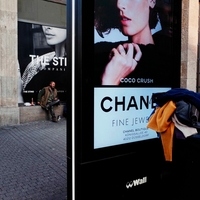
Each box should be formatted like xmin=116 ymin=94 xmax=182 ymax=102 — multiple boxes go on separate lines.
xmin=76 ymin=149 xmax=164 ymax=200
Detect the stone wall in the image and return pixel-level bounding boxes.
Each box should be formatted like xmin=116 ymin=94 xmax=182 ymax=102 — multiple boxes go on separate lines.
xmin=0 ymin=0 xmax=20 ymax=126
xmin=181 ymin=0 xmax=199 ymax=91
xmin=19 ymin=104 xmax=64 ymax=123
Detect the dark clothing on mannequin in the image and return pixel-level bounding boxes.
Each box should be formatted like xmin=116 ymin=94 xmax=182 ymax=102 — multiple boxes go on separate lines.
xmin=152 ymin=88 xmax=200 ymax=111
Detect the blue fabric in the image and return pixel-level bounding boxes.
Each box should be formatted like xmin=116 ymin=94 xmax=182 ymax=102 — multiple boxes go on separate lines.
xmin=152 ymin=88 xmax=200 ymax=111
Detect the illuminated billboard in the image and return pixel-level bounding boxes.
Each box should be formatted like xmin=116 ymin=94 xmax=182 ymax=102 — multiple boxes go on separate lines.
xmin=18 ymin=22 xmax=67 ymax=103
xmin=93 ymin=0 xmax=179 ymax=149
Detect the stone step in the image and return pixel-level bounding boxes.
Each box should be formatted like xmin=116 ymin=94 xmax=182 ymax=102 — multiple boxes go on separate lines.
xmin=19 ymin=104 xmax=65 ymax=123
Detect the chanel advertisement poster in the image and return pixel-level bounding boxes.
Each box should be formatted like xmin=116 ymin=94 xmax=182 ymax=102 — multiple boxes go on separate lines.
xmin=94 ymin=87 xmax=170 ymax=148
xmin=93 ymin=0 xmax=179 ymax=148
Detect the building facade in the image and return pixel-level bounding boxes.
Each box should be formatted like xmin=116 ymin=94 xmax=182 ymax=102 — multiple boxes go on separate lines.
xmin=0 ymin=0 xmax=199 ymax=126
xmin=0 ymin=0 xmax=66 ymax=126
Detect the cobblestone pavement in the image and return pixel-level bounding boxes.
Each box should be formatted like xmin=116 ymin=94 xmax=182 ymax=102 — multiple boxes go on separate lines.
xmin=0 ymin=119 xmax=67 ymax=200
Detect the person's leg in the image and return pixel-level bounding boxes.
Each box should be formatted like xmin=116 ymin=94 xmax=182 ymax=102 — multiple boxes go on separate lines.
xmin=46 ymin=99 xmax=60 ymax=108
xmin=49 ymin=105 xmax=57 ymax=122
xmin=46 ymin=100 xmax=60 ymax=122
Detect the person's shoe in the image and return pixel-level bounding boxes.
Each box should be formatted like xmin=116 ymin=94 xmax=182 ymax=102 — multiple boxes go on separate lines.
xmin=57 ymin=115 xmax=61 ymax=121
xmin=52 ymin=116 xmax=58 ymax=122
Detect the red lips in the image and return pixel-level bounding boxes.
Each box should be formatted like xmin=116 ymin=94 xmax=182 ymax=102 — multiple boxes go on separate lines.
xmin=120 ymin=15 xmax=131 ymax=26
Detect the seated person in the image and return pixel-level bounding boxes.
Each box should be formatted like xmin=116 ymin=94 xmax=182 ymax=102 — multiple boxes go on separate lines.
xmin=37 ymin=81 xmax=60 ymax=122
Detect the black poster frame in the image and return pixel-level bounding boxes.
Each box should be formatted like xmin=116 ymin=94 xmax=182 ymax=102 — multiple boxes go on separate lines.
xmin=68 ymin=0 xmax=182 ymax=163
xmin=67 ymin=0 xmax=182 ymax=199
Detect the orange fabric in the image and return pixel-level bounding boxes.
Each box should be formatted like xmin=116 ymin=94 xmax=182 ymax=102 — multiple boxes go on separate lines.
xmin=147 ymin=101 xmax=176 ymax=161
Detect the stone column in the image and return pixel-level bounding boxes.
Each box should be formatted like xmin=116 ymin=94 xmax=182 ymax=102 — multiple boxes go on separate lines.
xmin=0 ymin=0 xmax=19 ymax=126
xmin=181 ymin=0 xmax=199 ymax=91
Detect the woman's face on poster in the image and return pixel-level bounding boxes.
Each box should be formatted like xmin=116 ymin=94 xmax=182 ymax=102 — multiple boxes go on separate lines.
xmin=42 ymin=26 xmax=67 ymax=46
xmin=117 ymin=0 xmax=155 ymax=36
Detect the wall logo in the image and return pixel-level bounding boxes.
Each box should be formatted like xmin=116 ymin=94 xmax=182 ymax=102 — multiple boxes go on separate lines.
xmin=126 ymin=176 xmax=147 ymax=189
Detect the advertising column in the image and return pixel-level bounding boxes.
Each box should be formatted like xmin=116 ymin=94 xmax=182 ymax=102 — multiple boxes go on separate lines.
xmin=68 ymin=0 xmax=181 ymax=199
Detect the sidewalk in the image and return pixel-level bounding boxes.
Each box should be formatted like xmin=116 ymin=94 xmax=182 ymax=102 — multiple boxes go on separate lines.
xmin=0 ymin=118 xmax=67 ymax=200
